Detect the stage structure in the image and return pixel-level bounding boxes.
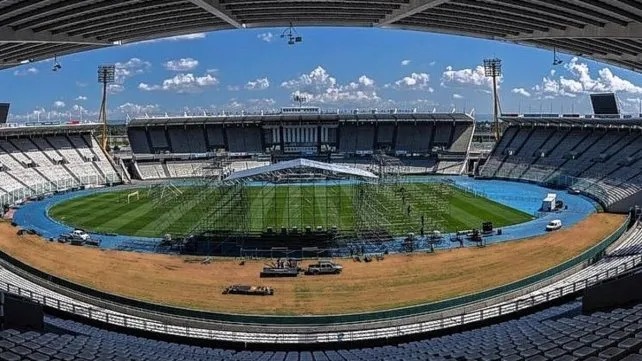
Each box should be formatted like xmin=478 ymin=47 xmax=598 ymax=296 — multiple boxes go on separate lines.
xmin=148 ymin=159 xmax=452 ymax=256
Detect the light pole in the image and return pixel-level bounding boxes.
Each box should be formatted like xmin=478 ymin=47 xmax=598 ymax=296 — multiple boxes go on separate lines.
xmin=293 ymin=94 xmax=307 ymax=108
xmin=98 ymin=65 xmax=115 ymax=151
xmin=484 ymin=58 xmax=502 ymax=141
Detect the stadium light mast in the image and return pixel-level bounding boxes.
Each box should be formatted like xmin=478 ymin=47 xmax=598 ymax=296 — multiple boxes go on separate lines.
xmin=484 ymin=58 xmax=502 ymax=141
xmin=97 ymin=65 xmax=115 ymax=151
xmin=293 ymin=94 xmax=307 ymax=108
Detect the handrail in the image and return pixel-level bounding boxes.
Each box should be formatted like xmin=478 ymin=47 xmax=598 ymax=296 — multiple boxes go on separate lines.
xmin=2 ymin=252 xmax=639 ymax=344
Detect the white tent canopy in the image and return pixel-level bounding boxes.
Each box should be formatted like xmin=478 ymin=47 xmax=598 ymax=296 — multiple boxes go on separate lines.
xmin=225 ymin=158 xmax=377 ymax=181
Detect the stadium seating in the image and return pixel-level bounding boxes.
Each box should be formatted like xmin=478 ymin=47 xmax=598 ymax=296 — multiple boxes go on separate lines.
xmin=2 ymin=278 xmax=642 ymax=360
xmin=449 ymin=123 xmax=474 ymax=153
xmin=126 ymin=113 xmax=476 ymax=178
xmin=136 ymin=162 xmax=168 ymax=179
xmin=481 ymin=124 xmax=642 ymax=210
xmin=0 ymin=131 xmax=121 ymax=205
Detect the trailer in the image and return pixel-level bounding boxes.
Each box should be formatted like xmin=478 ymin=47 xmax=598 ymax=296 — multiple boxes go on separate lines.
xmin=259 ymin=258 xmax=302 ymax=278
xmin=222 ymin=284 xmax=274 ymax=296
xmin=260 ymin=267 xmax=299 ymax=278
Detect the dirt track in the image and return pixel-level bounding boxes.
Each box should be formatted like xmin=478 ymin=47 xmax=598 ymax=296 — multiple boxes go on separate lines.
xmin=0 ymin=213 xmax=625 ymax=315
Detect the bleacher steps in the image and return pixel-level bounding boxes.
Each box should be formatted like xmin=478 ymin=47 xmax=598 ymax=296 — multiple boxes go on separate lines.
xmin=64 ymin=135 xmax=92 ymax=162
xmin=512 ymin=127 xmax=536 ymax=155
xmin=0 ymin=143 xmax=28 ymax=170
xmin=6 ymin=172 xmax=34 ymax=193
xmin=118 ymin=158 xmax=132 ymax=183
xmin=161 ymin=162 xmax=171 ymax=178
xmin=31 ymin=167 xmax=55 ymax=187
xmin=90 ymin=162 xmax=108 ymax=183
xmin=61 ymin=164 xmax=82 ymax=184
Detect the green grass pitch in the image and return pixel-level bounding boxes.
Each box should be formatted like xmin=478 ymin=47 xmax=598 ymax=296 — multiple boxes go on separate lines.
xmin=48 ymin=183 xmax=533 ymax=238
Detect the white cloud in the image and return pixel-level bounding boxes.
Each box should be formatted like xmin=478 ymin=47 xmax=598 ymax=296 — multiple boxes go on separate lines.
xmin=227 ymin=85 xmax=241 ymax=91
xmin=13 ymin=67 xmax=38 ymax=76
xmin=257 ymin=32 xmax=274 ymax=43
xmin=112 ymin=58 xmax=151 ymax=94
xmin=531 ymin=57 xmax=642 ymax=100
xmin=107 ymin=84 xmax=125 ymax=94
xmin=75 ymin=96 xmax=87 ymax=101
xmin=441 ymin=65 xmax=497 ymax=88
xmin=532 ymin=76 xmax=576 ymax=98
xmin=138 ymin=33 xmax=206 ymax=44
xmin=511 ymin=88 xmax=531 ymax=97
xmin=248 ymin=98 xmax=276 ymax=105
xmin=391 ymin=72 xmax=432 ymax=91
xmin=429 ymin=61 xmax=436 ymax=66
xmin=117 ymin=102 xmax=159 ymax=115
xmin=452 ymin=94 xmax=464 ymax=99
xmin=245 ymin=77 xmax=270 ymax=90
xmin=138 ymin=73 xmax=219 ymax=93
xmin=163 ymin=58 xmax=199 ymax=71
xmin=401 ymin=59 xmax=411 ymax=66
xmin=53 ymin=101 xmax=66 ymax=108
xmin=281 ymin=66 xmax=380 ymax=104
xmin=115 ymin=58 xmax=151 ymax=82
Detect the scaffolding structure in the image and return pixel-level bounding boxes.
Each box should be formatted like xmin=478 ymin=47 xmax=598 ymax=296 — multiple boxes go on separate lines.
xmin=353 ymin=178 xmax=451 ymax=244
xmin=146 ymin=159 xmax=454 ymax=255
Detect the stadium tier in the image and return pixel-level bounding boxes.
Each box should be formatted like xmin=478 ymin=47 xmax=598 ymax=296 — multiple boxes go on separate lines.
xmin=0 ymin=123 xmax=122 ymax=206
xmin=125 ymin=109 xmax=475 ymax=179
xmin=0 ymin=296 xmax=640 ymax=360
xmin=481 ymin=115 xmax=642 ymax=213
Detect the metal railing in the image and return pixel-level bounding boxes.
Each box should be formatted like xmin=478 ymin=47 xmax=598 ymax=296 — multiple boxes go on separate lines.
xmin=0 ymin=217 xmax=633 ymax=343
xmin=1 ymin=254 xmax=639 ymax=344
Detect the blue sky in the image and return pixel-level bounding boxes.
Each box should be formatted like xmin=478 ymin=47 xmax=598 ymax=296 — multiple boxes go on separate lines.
xmin=3 ymin=27 xmax=642 ymax=122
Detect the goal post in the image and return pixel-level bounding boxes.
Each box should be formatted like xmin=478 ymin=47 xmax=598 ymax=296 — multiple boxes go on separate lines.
xmin=127 ymin=191 xmax=140 ymax=204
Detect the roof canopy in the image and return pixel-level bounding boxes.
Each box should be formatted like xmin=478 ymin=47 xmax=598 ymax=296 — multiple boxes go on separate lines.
xmin=225 ymin=158 xmax=378 ymax=181
xmin=2 ymin=1 xmax=642 ymax=72
xmin=127 ymin=112 xmax=474 ymax=127
xmin=501 ymin=114 xmax=642 ymax=128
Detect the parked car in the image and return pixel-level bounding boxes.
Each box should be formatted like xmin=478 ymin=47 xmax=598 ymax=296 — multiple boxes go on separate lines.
xmin=545 ymin=219 xmax=562 ymax=231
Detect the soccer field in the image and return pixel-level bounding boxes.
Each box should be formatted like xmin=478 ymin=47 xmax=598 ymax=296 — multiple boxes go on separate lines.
xmin=49 ymin=183 xmax=533 ymax=238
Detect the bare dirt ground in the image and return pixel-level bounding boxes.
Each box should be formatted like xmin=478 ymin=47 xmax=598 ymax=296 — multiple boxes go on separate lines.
xmin=0 ymin=213 xmax=624 ymax=315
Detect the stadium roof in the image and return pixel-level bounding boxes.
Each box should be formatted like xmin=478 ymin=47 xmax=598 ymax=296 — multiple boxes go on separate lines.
xmin=2 ymin=1 xmax=642 ymax=72
xmin=225 ymin=158 xmax=378 ymax=181
xmin=501 ymin=114 xmax=642 ymax=127
xmin=127 ymin=112 xmax=474 ymax=127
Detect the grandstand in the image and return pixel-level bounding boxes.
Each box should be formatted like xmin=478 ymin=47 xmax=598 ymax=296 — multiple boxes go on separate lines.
xmin=0 ymin=123 xmax=121 ymax=206
xmin=124 ymin=109 xmax=475 ymax=180
xmin=480 ymin=115 xmax=642 ymax=212
xmin=3 ymin=0 xmax=642 ymax=357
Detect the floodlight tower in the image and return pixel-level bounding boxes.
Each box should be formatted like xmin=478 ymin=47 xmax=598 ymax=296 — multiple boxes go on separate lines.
xmin=97 ymin=65 xmax=115 ymax=151
xmin=294 ymin=94 xmax=307 ymax=108
xmin=484 ymin=58 xmax=502 ymax=141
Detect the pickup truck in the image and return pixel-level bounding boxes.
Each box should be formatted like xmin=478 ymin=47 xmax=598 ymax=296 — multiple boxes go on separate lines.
xmin=304 ymin=260 xmax=343 ymax=275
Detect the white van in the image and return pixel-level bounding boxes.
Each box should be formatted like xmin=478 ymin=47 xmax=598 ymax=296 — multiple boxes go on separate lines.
xmin=545 ymin=220 xmax=562 ymax=231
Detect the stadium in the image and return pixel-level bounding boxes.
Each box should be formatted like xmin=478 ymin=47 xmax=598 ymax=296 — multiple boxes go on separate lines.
xmin=1 ymin=1 xmax=642 ymax=360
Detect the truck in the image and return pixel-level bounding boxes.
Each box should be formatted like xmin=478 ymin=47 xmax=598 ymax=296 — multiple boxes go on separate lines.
xmin=71 ymin=229 xmax=90 ymax=241
xmin=304 ymin=260 xmax=343 ymax=275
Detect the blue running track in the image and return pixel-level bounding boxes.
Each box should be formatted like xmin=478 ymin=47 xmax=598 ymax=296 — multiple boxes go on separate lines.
xmin=13 ymin=177 xmax=601 ymax=254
